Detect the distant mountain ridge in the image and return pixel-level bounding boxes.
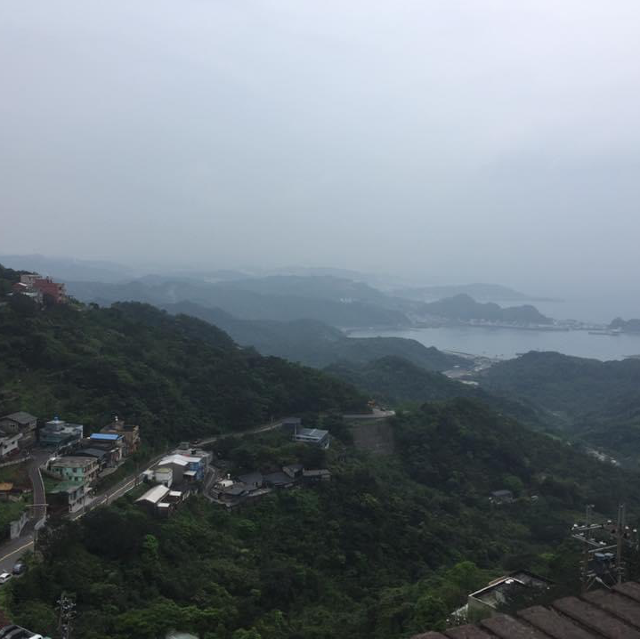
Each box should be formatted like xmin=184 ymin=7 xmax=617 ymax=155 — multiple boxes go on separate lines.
xmin=66 ymin=277 xmax=409 ymax=328
xmin=610 ymin=317 xmax=640 ymax=332
xmin=421 ymin=294 xmax=552 ymax=324
xmin=395 ymin=282 xmax=555 ymax=302
xmin=161 ymin=301 xmax=466 ymax=371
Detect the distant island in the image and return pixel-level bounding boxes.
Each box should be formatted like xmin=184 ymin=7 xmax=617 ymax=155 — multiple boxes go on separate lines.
xmin=418 ymin=294 xmax=553 ymax=326
xmin=394 ymin=282 xmax=557 ymax=303
xmin=610 ymin=317 xmax=640 ymax=332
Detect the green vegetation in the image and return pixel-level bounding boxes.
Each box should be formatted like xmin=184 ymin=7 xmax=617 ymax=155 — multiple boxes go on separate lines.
xmin=7 ymin=400 xmax=640 ymax=638
xmin=0 ymin=298 xmax=367 ymax=444
xmin=162 ymin=302 xmax=466 ymax=371
xmin=326 ymin=356 xmax=548 ymax=427
xmin=479 ymin=351 xmax=640 ymax=460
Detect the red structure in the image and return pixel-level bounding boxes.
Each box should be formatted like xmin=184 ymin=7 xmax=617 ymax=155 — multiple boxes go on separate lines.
xmin=32 ymin=277 xmax=67 ymax=304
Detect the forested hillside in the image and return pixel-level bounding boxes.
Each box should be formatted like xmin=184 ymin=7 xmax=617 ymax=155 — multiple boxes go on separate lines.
xmin=326 ymin=356 xmax=547 ymax=427
xmin=0 ymin=299 xmax=367 ymax=443
xmin=479 ymin=351 xmax=640 ymax=459
xmin=8 ymin=399 xmax=639 ymax=639
xmin=161 ymin=302 xmax=466 ymax=371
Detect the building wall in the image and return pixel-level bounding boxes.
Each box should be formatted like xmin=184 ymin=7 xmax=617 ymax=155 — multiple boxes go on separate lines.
xmin=0 ymin=435 xmax=20 ymax=458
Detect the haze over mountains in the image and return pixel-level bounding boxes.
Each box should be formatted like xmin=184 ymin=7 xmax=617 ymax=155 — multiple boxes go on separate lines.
xmin=0 ymin=254 xmax=553 ymax=329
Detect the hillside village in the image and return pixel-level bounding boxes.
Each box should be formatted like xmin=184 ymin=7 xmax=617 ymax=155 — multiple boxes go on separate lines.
xmin=0 ymin=408 xmax=335 ymax=541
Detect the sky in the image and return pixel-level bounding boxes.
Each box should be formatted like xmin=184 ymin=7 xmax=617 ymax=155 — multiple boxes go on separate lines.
xmin=1 ymin=0 xmax=640 ymax=296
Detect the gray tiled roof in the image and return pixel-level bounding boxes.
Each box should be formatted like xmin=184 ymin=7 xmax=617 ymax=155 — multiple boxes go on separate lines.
xmin=1 ymin=412 xmax=36 ymax=425
xmin=412 ymin=582 xmax=640 ymax=639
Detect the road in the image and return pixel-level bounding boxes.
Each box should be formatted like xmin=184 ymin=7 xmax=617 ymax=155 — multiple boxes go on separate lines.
xmin=0 ymin=413 xmax=380 ymax=568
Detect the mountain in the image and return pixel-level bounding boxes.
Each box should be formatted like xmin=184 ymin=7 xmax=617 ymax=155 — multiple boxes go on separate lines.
xmin=478 ymin=351 xmax=640 ymax=459
xmin=610 ymin=317 xmax=640 ymax=332
xmin=0 ymin=296 xmax=367 ymax=443
xmin=161 ymin=301 xmax=466 ymax=371
xmin=326 ymin=356 xmax=547 ymax=426
xmin=395 ymin=283 xmax=552 ymax=302
xmin=10 ymin=398 xmax=640 ymax=638
xmin=0 ymin=254 xmax=136 ymax=283
xmin=421 ymin=294 xmax=552 ymax=324
xmin=212 ymin=275 xmax=390 ymax=304
xmin=65 ymin=278 xmax=409 ymax=328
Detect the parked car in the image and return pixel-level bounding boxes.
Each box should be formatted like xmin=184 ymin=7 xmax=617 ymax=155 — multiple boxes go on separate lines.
xmin=0 ymin=572 xmax=12 ymax=584
xmin=12 ymin=561 xmax=26 ymax=575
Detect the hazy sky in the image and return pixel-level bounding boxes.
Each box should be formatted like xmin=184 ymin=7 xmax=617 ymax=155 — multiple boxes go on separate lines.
xmin=2 ymin=1 xmax=640 ymax=294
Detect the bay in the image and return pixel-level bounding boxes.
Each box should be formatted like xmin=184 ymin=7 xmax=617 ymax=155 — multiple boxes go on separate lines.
xmin=348 ymin=325 xmax=640 ymax=361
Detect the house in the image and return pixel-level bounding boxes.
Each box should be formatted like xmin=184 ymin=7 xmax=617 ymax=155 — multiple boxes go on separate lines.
xmin=292 ymin=427 xmax=331 ymax=449
xmin=263 ymin=471 xmax=295 ymax=488
xmin=302 ymin=469 xmax=331 ymax=483
xmin=237 ymin=471 xmax=263 ymax=490
xmin=73 ymin=446 xmax=110 ymax=470
xmin=282 ymin=417 xmax=302 ymax=432
xmin=466 ymin=570 xmax=553 ymax=620
xmin=490 ymin=489 xmax=514 ymax=505
xmin=213 ymin=479 xmax=250 ymax=505
xmin=32 ymin=277 xmax=67 ymax=304
xmin=283 ymin=463 xmax=304 ymax=479
xmin=0 ymin=412 xmax=38 ymax=448
xmin=100 ymin=416 xmax=140 ymax=455
xmin=155 ymin=449 xmax=211 ymax=485
xmin=87 ymin=432 xmax=124 ymax=465
xmin=0 ymin=623 xmax=48 ymax=638
xmin=135 ymin=484 xmax=179 ymax=516
xmin=0 ymin=431 xmax=22 ymax=459
xmin=49 ymin=481 xmax=89 ymax=514
xmin=49 ymin=456 xmax=99 ymax=485
xmin=39 ymin=417 xmax=83 ymax=449
xmin=19 ymin=273 xmax=40 ymax=287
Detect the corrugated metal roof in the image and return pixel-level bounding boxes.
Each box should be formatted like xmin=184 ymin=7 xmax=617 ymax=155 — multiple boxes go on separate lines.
xmin=136 ymin=485 xmax=170 ymax=504
xmin=90 ymin=433 xmax=121 ymax=441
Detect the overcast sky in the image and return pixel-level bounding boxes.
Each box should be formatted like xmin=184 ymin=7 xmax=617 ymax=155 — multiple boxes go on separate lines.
xmin=1 ymin=1 xmax=640 ymax=294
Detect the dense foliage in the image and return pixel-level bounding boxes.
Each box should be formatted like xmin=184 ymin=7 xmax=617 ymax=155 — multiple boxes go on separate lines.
xmin=480 ymin=351 xmax=640 ymax=460
xmin=0 ymin=300 xmax=367 ymax=443
xmin=326 ymin=356 xmax=547 ymax=427
xmin=8 ymin=400 xmax=639 ymax=639
xmin=162 ymin=302 xmax=466 ymax=371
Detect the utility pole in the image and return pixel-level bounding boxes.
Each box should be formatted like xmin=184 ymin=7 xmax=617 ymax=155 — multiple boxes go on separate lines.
xmin=57 ymin=591 xmax=76 ymax=639
xmin=571 ymin=503 xmax=638 ymax=593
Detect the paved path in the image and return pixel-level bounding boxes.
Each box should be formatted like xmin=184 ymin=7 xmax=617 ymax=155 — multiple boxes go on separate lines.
xmin=0 ymin=412 xmax=375 ymax=566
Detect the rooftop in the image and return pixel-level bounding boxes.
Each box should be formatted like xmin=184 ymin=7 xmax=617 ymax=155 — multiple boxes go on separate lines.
xmin=413 ymin=581 xmax=640 ymax=639
xmin=158 ymin=453 xmax=206 ymax=467
xmin=74 ymin=447 xmax=109 ymax=459
xmin=136 ymin=485 xmax=170 ymax=505
xmin=89 ymin=433 xmax=121 ymax=441
xmin=294 ymin=427 xmax=329 ymax=440
xmin=0 ymin=412 xmax=36 ymax=425
xmin=51 ymin=456 xmax=97 ymax=468
xmin=50 ymin=481 xmax=86 ymax=494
